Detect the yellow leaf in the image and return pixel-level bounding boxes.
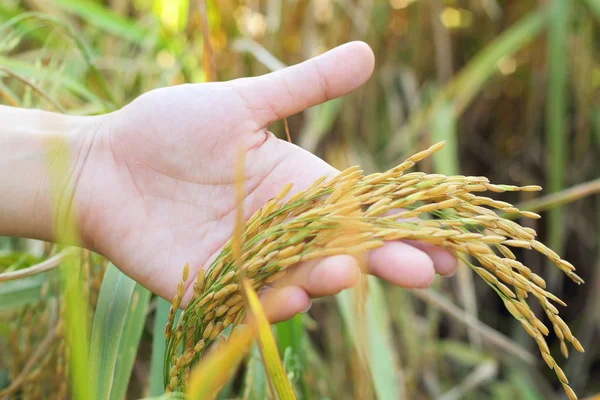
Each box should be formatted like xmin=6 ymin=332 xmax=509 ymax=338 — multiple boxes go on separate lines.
xmin=242 ymin=280 xmax=297 ymax=400
xmin=186 ymin=326 xmax=255 ymax=399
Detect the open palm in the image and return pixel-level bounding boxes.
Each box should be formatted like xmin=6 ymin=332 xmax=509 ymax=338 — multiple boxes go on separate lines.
xmin=74 ymin=42 xmax=456 ymax=321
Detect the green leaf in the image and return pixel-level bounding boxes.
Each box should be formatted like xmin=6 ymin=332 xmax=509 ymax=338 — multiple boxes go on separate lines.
xmin=242 ymin=344 xmax=268 ymax=400
xmin=585 ymin=0 xmax=600 ymax=21
xmin=0 ymin=5 xmax=47 ymax=44
xmin=545 ymin=0 xmax=572 ymax=290
xmin=298 ymin=98 xmax=344 ymax=152
xmin=150 ymin=297 xmax=171 ymax=396
xmin=437 ymin=340 xmax=490 ymax=367
xmin=0 ymin=56 xmax=108 ymax=108
xmin=276 ymin=315 xmax=304 ymax=361
xmin=89 ymin=263 xmax=151 ymax=400
xmin=364 ymin=278 xmax=404 ymax=400
xmin=337 ymin=277 xmax=405 ymax=400
xmin=508 ymin=368 xmax=543 ymax=400
xmin=0 ymin=250 xmax=41 ymax=271
xmin=241 ymin=279 xmax=296 ymax=399
xmin=0 ymin=275 xmax=46 ymax=311
xmin=488 ymin=382 xmax=517 ymax=399
xmin=430 ymin=100 xmax=459 ymax=175
xmin=0 ymin=12 xmax=117 ymax=107
xmin=51 ymin=0 xmax=150 ymax=43
xmin=276 ymin=314 xmax=309 ymax=398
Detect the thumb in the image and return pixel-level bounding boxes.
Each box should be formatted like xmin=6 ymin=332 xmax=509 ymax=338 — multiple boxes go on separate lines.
xmin=229 ymin=41 xmax=375 ymax=127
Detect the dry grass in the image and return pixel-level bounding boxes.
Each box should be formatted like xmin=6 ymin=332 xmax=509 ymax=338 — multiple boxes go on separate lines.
xmin=164 ymin=142 xmax=583 ymax=399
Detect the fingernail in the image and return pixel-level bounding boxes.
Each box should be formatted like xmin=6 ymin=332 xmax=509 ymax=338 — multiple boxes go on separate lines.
xmin=442 ymin=269 xmax=457 ymax=278
xmin=301 ymin=300 xmax=312 ymax=313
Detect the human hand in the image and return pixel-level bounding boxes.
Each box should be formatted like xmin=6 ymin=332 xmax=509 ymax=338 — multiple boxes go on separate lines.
xmin=71 ymin=42 xmax=456 ymax=321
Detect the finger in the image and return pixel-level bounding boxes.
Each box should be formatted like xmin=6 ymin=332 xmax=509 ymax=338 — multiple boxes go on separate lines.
xmin=378 ymin=208 xmax=457 ymax=277
xmin=258 ymin=285 xmax=311 ymax=324
xmin=403 ymin=240 xmax=457 ymax=277
xmin=270 ymin=255 xmax=361 ymax=297
xmin=368 ymin=241 xmax=436 ymax=288
xmin=231 ymin=41 xmax=375 ymax=126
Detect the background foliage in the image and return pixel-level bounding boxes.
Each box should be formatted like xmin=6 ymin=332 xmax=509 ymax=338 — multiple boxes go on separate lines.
xmin=1 ymin=0 xmax=600 ymax=399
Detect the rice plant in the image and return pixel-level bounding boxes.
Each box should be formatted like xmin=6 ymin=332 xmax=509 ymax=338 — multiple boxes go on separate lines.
xmin=2 ymin=1 xmax=600 ymax=399
xmin=164 ymin=142 xmax=583 ymax=399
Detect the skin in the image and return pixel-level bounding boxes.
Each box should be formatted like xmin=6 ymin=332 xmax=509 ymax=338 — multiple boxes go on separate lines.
xmin=0 ymin=41 xmax=456 ymax=322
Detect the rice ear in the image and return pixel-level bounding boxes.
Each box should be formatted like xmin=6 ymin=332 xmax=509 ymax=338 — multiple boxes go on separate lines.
xmin=163 ymin=142 xmax=582 ymax=399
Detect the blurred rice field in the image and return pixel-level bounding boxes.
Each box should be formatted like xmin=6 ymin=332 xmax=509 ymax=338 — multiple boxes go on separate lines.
xmin=1 ymin=0 xmax=600 ymax=399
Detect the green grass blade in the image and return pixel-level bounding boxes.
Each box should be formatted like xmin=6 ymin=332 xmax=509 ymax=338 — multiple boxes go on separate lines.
xmin=0 ymin=55 xmax=108 ymax=109
xmin=430 ymin=102 xmax=483 ymax=348
xmin=448 ymin=10 xmax=546 ymax=113
xmin=275 ymin=314 xmax=304 ymax=359
xmin=242 ymin=344 xmax=268 ymax=400
xmin=52 ymin=0 xmax=149 ymax=43
xmin=0 ymin=12 xmax=117 ymax=108
xmin=337 ymin=277 xmax=404 ymax=400
xmin=545 ymin=0 xmax=571 ymax=291
xmin=59 ymin=252 xmax=89 ymax=400
xmin=0 ymin=275 xmax=46 ymax=311
xmin=430 ymin=101 xmax=458 ymax=175
xmin=276 ymin=314 xmax=309 ymax=399
xmin=365 ymin=278 xmax=404 ymax=400
xmin=298 ymin=98 xmax=344 ymax=152
xmin=0 ymin=4 xmax=47 ymax=44
xmin=584 ymin=0 xmax=600 ymax=20
xmin=89 ymin=263 xmax=151 ymax=400
xmin=436 ymin=340 xmax=489 ymax=366
xmin=242 ymin=280 xmax=296 ymax=399
xmin=508 ymin=368 xmax=543 ymax=400
xmin=150 ymin=297 xmax=171 ymax=396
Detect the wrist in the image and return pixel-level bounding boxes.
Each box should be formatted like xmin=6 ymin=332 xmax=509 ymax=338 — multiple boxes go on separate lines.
xmin=0 ymin=105 xmax=105 ymax=245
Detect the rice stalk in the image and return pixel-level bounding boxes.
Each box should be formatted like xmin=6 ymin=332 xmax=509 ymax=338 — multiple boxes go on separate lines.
xmin=164 ymin=141 xmax=583 ymax=399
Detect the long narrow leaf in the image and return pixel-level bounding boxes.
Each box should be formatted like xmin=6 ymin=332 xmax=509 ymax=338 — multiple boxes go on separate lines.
xmin=337 ymin=277 xmax=404 ymax=400
xmin=276 ymin=315 xmax=309 ymax=398
xmin=430 ymin=101 xmax=458 ymax=175
xmin=150 ymin=298 xmax=172 ymax=396
xmin=242 ymin=344 xmax=268 ymax=400
xmin=242 ymin=280 xmax=297 ymax=400
xmin=89 ymin=264 xmax=151 ymax=400
xmin=364 ymin=278 xmax=404 ymax=400
xmin=0 ymin=12 xmax=116 ymax=107
xmin=0 ymin=274 xmax=46 ymax=310
xmin=52 ymin=0 xmax=149 ymax=43
xmin=0 ymin=56 xmax=107 ymax=108
xmin=584 ymin=0 xmax=600 ymax=21
xmin=545 ymin=0 xmax=571 ymax=291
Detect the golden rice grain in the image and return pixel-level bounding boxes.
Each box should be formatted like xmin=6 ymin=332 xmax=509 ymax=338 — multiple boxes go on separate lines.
xmin=161 ymin=142 xmax=583 ymax=399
